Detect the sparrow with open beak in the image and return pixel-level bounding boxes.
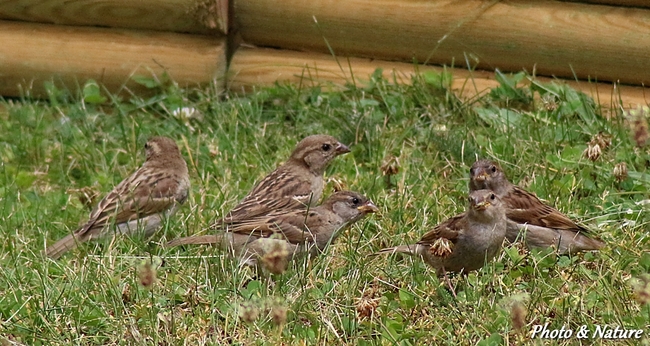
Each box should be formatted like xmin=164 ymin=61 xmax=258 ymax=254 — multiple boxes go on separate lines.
xmin=469 ymin=159 xmax=604 ymax=255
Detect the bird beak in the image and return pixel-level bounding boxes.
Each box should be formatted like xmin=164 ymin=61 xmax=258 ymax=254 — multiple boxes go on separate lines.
xmin=357 ymin=201 xmax=379 ymax=214
xmin=336 ymin=142 xmax=351 ymax=154
xmin=473 ymin=200 xmax=491 ymax=210
xmin=473 ymin=171 xmax=489 ymax=182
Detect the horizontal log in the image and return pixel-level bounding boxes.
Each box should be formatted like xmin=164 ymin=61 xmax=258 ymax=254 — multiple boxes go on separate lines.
xmin=561 ymin=0 xmax=650 ymax=8
xmin=228 ymin=47 xmax=649 ymax=109
xmin=0 ymin=20 xmax=227 ymax=98
xmin=0 ymin=0 xmax=227 ymax=35
xmin=235 ymin=0 xmax=650 ymax=86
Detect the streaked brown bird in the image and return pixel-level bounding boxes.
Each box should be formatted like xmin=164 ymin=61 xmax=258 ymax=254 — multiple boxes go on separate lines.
xmin=469 ymin=159 xmax=604 ymax=255
xmin=170 ymin=134 xmax=350 ymax=246
xmin=167 ymin=191 xmax=378 ymax=271
xmin=377 ymin=189 xmax=507 ymax=276
xmin=46 ymin=136 xmax=190 ymax=259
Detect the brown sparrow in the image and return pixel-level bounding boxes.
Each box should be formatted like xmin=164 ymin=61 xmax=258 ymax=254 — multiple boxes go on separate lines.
xmin=218 ymin=134 xmax=350 ymax=223
xmin=469 ymin=159 xmax=604 ymax=255
xmin=167 ymin=191 xmax=378 ymax=271
xmin=377 ymin=189 xmax=507 ymax=275
xmin=45 ymin=136 xmax=191 ymax=259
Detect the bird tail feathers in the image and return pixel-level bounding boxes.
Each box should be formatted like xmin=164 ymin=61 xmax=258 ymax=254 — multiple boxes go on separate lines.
xmin=560 ymin=231 xmax=605 ymax=254
xmin=166 ymin=235 xmax=219 ymax=247
xmin=46 ymin=234 xmax=81 ymax=260
xmin=374 ymin=244 xmax=421 ymax=257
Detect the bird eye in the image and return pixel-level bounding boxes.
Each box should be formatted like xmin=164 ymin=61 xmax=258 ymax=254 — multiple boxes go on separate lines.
xmin=490 ymin=193 xmax=496 ymax=200
xmin=322 ymin=143 xmax=331 ymax=151
xmin=144 ymin=143 xmax=150 ymax=149
xmin=470 ymin=168 xmax=475 ymax=176
xmin=352 ymin=197 xmax=360 ymax=205
xmin=490 ymin=166 xmax=497 ymax=173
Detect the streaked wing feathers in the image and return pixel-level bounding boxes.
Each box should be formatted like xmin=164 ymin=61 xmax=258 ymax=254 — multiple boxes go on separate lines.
xmin=219 ymin=210 xmax=320 ymax=245
xmin=417 ymin=214 xmax=465 ymax=246
xmin=215 ymin=168 xmax=312 ymax=225
xmin=76 ymin=167 xmax=180 ymax=236
xmin=504 ymin=186 xmax=592 ymax=234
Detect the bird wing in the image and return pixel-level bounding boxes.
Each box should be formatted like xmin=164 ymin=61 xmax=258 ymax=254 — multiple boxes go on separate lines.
xmin=503 ymin=186 xmax=593 ymax=234
xmin=417 ymin=213 xmax=465 ymax=246
xmin=214 ymin=168 xmax=314 ymax=225
xmin=76 ymin=168 xmax=182 ymax=236
xmin=219 ymin=209 xmax=322 ymax=245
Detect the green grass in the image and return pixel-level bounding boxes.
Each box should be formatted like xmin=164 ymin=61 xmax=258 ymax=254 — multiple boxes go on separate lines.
xmin=0 ymin=71 xmax=649 ymax=345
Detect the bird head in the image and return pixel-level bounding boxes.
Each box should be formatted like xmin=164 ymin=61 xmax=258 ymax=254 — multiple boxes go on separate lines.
xmin=469 ymin=159 xmax=508 ymax=192
xmin=290 ymin=135 xmax=350 ymax=174
xmin=468 ymin=189 xmax=504 ymax=222
xmin=326 ymin=190 xmax=378 ymax=223
xmin=469 ymin=190 xmax=496 ymax=210
xmin=144 ymin=136 xmax=182 ymax=162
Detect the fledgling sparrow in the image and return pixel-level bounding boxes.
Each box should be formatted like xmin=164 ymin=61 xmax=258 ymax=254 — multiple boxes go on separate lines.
xmin=377 ymin=189 xmax=507 ymax=276
xmin=167 ymin=191 xmax=378 ymax=271
xmin=45 ymin=136 xmax=191 ymax=259
xmin=469 ymin=159 xmax=604 ymax=255
xmin=170 ymin=134 xmax=350 ymax=246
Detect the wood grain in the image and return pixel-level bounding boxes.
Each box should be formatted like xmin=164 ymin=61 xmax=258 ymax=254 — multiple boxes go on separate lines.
xmin=0 ymin=20 xmax=227 ymax=98
xmin=0 ymin=0 xmax=228 ymax=35
xmin=235 ymin=0 xmax=650 ymax=86
xmin=229 ymin=47 xmax=649 ymax=109
xmin=561 ymin=0 xmax=650 ymax=8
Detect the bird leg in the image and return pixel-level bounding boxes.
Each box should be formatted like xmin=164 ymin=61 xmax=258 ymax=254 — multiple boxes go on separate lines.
xmin=441 ymin=267 xmax=457 ymax=298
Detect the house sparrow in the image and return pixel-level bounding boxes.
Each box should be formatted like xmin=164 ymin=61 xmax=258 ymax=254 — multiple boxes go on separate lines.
xmin=218 ymin=134 xmax=350 ymax=224
xmin=45 ymin=136 xmax=191 ymax=259
xmin=469 ymin=159 xmax=604 ymax=255
xmin=167 ymin=191 xmax=378 ymax=271
xmin=377 ymin=189 xmax=507 ymax=275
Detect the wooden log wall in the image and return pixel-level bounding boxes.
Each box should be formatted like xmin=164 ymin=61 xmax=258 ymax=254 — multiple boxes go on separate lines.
xmin=0 ymin=20 xmax=227 ymax=98
xmin=234 ymin=0 xmax=650 ymax=86
xmin=229 ymin=47 xmax=649 ymax=109
xmin=0 ymin=0 xmax=649 ymax=109
xmin=0 ymin=0 xmax=228 ymax=34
